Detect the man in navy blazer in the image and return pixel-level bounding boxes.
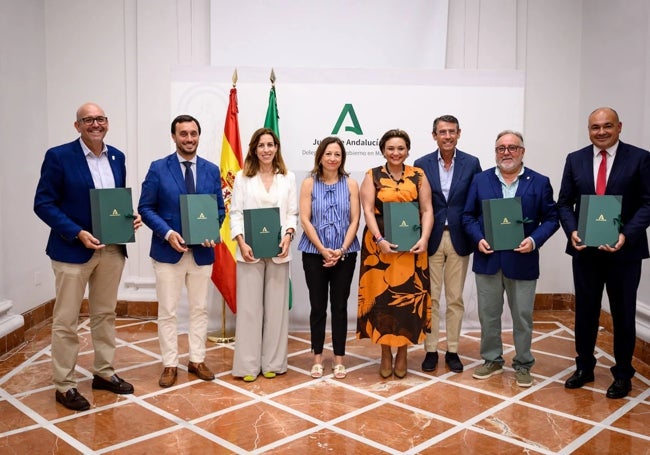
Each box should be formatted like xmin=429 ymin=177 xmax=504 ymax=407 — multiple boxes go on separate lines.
xmin=558 ymin=107 xmax=650 ymax=399
xmin=34 ymin=102 xmax=141 ymax=411
xmin=463 ymin=130 xmax=559 ymax=387
xmin=414 ymin=115 xmax=482 ymax=373
xmin=138 ymin=114 xmax=225 ymax=388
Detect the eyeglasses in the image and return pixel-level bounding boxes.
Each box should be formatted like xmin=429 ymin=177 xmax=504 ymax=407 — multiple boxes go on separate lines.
xmin=78 ymin=116 xmax=108 ymax=126
xmin=495 ymin=145 xmax=523 ymax=154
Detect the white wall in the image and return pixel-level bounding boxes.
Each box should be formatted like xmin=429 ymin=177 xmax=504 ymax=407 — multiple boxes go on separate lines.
xmin=1 ymin=0 xmax=649 ymax=339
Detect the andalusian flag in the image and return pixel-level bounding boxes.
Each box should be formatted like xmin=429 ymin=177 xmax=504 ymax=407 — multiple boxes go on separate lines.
xmin=263 ymin=70 xmax=292 ymax=309
xmin=211 ymin=86 xmax=242 ymax=314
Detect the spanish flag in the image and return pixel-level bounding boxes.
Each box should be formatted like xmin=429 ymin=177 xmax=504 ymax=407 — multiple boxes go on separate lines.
xmin=211 ymin=86 xmax=242 ymax=314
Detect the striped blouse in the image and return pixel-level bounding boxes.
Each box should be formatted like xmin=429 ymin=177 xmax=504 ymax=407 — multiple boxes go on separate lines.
xmin=297 ymin=175 xmax=360 ymax=254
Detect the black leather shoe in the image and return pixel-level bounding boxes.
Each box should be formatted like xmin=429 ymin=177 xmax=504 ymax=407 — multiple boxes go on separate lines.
xmin=92 ymin=374 xmax=134 ymax=394
xmin=55 ymin=388 xmax=90 ymax=411
xmin=606 ymin=378 xmax=632 ymax=399
xmin=421 ymin=352 xmax=438 ymax=372
xmin=564 ymin=370 xmax=595 ymax=389
xmin=445 ymin=352 xmax=464 ymax=373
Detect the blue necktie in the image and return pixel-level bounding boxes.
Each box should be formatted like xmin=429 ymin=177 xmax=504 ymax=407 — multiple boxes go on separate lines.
xmin=182 ymin=161 xmax=195 ymax=193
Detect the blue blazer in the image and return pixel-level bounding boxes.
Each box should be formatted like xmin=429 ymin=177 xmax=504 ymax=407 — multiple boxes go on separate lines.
xmin=138 ymin=153 xmax=225 ymax=266
xmin=34 ymin=139 xmax=127 ymax=264
xmin=557 ymin=141 xmax=650 ymax=260
xmin=414 ymin=149 xmax=482 ymax=256
xmin=462 ymin=167 xmax=559 ymax=280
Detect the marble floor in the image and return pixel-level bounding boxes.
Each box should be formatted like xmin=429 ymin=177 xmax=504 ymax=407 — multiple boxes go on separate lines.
xmin=0 ymin=310 xmax=649 ymax=454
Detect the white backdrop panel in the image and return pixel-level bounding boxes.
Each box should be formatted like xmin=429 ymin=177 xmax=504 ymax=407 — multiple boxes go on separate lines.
xmin=172 ymin=67 xmax=523 ymax=332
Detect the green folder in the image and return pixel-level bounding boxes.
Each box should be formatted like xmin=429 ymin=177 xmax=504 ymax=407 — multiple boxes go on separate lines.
xmin=89 ymin=188 xmax=135 ymax=244
xmin=481 ymin=197 xmax=525 ymax=251
xmin=179 ymin=194 xmax=221 ymax=245
xmin=577 ymin=195 xmax=622 ymax=247
xmin=244 ymin=207 xmax=281 ymax=258
xmin=383 ymin=202 xmax=421 ymax=251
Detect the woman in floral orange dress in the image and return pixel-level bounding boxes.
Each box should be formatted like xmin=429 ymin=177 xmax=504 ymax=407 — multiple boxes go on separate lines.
xmin=357 ymin=129 xmax=433 ymax=379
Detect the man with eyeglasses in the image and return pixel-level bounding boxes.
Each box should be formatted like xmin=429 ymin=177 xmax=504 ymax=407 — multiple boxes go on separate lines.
xmin=414 ymin=115 xmax=482 ymax=374
xmin=34 ymin=102 xmax=142 ymax=411
xmin=558 ymin=107 xmax=650 ymax=399
xmin=462 ymin=130 xmax=559 ymax=388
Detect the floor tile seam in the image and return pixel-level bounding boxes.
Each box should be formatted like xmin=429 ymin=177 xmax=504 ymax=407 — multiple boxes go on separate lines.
xmin=0 ymin=344 xmax=52 ymax=386
xmin=251 ymin=423 xmax=403 ymax=455
xmin=0 ymin=386 xmax=96 ymax=453
xmin=397 ymin=398 xmax=559 ymax=455
xmin=93 ymin=398 xmax=243 ymax=455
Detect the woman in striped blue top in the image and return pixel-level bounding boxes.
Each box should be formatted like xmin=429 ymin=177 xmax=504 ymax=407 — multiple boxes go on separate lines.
xmin=297 ymin=137 xmax=361 ymax=379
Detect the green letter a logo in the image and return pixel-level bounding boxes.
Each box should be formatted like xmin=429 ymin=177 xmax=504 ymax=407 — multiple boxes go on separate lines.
xmin=331 ymin=104 xmax=364 ymax=135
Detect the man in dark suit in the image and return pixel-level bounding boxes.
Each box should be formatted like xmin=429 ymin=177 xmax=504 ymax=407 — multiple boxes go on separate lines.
xmin=414 ymin=115 xmax=482 ymax=373
xmin=34 ymin=102 xmax=141 ymax=411
xmin=138 ymin=115 xmax=225 ymax=388
xmin=558 ymin=107 xmax=650 ymax=399
xmin=463 ymin=130 xmax=559 ymax=388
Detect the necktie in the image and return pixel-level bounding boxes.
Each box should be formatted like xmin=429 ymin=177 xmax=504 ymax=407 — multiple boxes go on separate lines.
xmin=182 ymin=161 xmax=195 ymax=194
xmin=596 ymin=150 xmax=607 ymax=195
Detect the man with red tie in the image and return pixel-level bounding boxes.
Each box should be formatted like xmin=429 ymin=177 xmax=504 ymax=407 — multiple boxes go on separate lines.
xmin=558 ymin=107 xmax=650 ymax=399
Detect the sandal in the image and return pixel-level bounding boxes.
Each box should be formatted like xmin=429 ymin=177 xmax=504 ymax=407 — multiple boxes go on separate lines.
xmin=310 ymin=364 xmax=323 ymax=378
xmin=333 ymin=364 xmax=347 ymax=379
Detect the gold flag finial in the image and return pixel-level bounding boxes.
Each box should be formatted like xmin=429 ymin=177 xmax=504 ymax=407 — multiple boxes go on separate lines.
xmin=270 ymin=68 xmax=276 ymax=86
xmin=232 ymin=68 xmax=238 ymax=87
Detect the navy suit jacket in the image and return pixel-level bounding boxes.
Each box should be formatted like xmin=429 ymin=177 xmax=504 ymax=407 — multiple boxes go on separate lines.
xmin=34 ymin=139 xmax=127 ymax=264
xmin=138 ymin=153 xmax=225 ymax=266
xmin=414 ymin=149 xmax=482 ymax=256
xmin=557 ymin=141 xmax=650 ymax=260
xmin=462 ymin=167 xmax=559 ymax=280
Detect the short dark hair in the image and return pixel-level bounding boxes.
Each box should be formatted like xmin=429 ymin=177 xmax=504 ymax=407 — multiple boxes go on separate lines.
xmin=432 ymin=115 xmax=460 ymax=133
xmin=171 ymin=114 xmax=201 ymax=135
xmin=379 ymin=129 xmax=411 ymax=152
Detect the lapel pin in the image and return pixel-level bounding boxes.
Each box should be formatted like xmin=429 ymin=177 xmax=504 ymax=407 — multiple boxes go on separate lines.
xmin=112 ymin=155 xmax=115 ymax=160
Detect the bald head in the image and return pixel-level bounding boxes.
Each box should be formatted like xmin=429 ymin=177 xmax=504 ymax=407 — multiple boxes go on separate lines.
xmin=588 ymin=107 xmax=621 ymax=150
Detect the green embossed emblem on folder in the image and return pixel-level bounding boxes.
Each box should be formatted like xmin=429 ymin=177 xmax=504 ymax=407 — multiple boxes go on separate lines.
xmin=244 ymin=207 xmax=281 ymax=258
xmin=383 ymin=202 xmax=421 ymax=252
xmin=577 ymin=195 xmax=622 ymax=247
xmin=180 ymin=194 xmax=221 ymax=245
xmin=481 ymin=197 xmax=525 ymax=251
xmin=90 ymin=188 xmax=135 ymax=244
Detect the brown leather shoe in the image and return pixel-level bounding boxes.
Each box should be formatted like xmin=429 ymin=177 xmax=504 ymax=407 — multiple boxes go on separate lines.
xmin=159 ymin=367 xmax=177 ymax=388
xmin=55 ymin=388 xmax=90 ymax=411
xmin=188 ymin=361 xmax=215 ymax=381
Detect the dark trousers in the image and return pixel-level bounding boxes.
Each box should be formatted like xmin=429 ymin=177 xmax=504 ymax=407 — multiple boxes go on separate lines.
xmin=302 ymin=252 xmax=357 ymax=356
xmin=572 ymin=254 xmax=641 ymax=379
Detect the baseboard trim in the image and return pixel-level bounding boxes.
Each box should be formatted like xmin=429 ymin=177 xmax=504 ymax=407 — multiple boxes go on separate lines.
xmin=2 ymin=295 xmax=649 ymax=367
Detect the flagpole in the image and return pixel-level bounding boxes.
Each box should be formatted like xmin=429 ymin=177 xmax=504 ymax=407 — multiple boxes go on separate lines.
xmin=208 ymin=68 xmax=239 ymax=344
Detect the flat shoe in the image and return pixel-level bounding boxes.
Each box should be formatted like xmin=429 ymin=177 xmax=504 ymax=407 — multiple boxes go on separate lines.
xmin=243 ymin=375 xmax=257 ymax=382
xmin=332 ymin=364 xmax=347 ymax=379
xmin=310 ymin=364 xmax=323 ymax=378
xmin=262 ymin=371 xmax=276 ymax=379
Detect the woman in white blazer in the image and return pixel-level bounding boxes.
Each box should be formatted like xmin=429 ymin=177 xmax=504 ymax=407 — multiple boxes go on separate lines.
xmin=230 ymin=127 xmax=298 ymax=382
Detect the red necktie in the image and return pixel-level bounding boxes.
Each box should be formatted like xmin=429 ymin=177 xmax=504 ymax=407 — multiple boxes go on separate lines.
xmin=596 ymin=150 xmax=607 ymax=195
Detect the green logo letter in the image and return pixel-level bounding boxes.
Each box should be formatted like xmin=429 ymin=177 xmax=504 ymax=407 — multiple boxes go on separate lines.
xmin=331 ymin=104 xmax=364 ymax=135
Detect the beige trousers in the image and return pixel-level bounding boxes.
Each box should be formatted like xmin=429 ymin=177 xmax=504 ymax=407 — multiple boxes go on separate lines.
xmin=424 ymin=231 xmax=469 ymax=353
xmin=51 ymin=245 xmax=125 ymax=392
xmin=153 ymin=251 xmax=212 ymax=367
xmin=232 ymin=259 xmax=289 ymax=377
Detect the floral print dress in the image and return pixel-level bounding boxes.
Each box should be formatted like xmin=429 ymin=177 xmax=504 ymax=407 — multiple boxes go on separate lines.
xmin=357 ymin=165 xmax=431 ymax=347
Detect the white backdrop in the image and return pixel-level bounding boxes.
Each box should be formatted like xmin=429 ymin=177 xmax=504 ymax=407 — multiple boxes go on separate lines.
xmin=171 ymin=66 xmax=524 ymax=331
